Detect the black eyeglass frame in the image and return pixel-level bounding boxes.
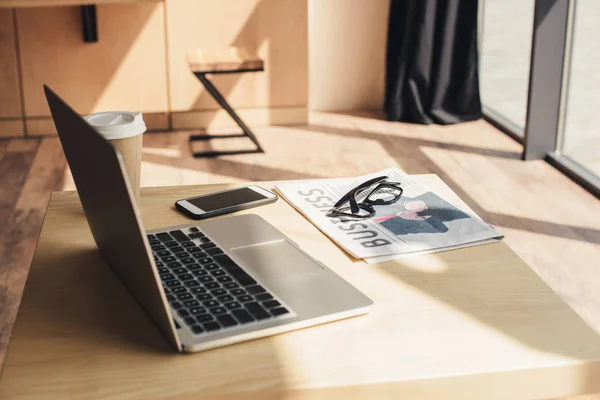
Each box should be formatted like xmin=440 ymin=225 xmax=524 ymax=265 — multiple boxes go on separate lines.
xmin=327 ymin=176 xmax=404 ymax=219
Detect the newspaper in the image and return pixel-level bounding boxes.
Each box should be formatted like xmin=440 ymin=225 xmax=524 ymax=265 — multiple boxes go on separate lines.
xmin=275 ymin=168 xmax=503 ymax=261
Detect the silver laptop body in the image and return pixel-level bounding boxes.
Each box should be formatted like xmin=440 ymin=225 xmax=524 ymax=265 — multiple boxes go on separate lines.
xmin=44 ymin=85 xmax=372 ymax=353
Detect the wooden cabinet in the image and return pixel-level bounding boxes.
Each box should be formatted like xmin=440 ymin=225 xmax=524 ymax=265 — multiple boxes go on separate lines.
xmin=0 ymin=0 xmax=308 ymax=137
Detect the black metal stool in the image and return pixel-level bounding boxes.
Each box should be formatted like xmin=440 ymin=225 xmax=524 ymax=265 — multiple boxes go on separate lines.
xmin=187 ymin=48 xmax=265 ymax=158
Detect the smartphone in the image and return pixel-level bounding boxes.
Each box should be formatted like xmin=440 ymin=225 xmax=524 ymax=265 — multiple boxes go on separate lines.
xmin=175 ymin=185 xmax=278 ymax=220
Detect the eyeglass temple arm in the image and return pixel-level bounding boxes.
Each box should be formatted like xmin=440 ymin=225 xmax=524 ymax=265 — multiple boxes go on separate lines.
xmin=332 ymin=176 xmax=389 ymax=209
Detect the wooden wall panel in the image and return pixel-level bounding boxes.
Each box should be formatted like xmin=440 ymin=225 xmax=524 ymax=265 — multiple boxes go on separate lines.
xmin=166 ymin=0 xmax=308 ymax=113
xmin=16 ymin=2 xmax=168 ymax=127
xmin=308 ymin=0 xmax=389 ymax=111
xmin=0 ymin=9 xmax=24 ymax=137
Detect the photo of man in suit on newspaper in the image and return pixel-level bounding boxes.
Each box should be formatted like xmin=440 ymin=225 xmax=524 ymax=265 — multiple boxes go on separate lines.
xmin=370 ymin=191 xmax=491 ymax=249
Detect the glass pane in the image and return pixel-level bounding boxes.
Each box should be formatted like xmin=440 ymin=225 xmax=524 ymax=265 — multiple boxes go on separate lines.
xmin=562 ymin=0 xmax=600 ymax=177
xmin=479 ymin=0 xmax=535 ymax=132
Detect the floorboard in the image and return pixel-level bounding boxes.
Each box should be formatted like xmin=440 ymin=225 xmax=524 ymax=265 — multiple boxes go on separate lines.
xmin=0 ymin=112 xmax=599 ymax=399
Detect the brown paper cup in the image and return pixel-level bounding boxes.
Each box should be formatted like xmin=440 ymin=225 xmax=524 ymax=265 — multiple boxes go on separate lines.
xmin=83 ymin=112 xmax=146 ymax=205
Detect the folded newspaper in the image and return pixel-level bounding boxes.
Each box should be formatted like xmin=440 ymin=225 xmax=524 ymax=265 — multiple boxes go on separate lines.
xmin=275 ymin=168 xmax=503 ymax=264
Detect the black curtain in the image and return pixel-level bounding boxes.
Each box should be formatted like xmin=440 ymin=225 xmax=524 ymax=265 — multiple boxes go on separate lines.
xmin=384 ymin=0 xmax=482 ymax=125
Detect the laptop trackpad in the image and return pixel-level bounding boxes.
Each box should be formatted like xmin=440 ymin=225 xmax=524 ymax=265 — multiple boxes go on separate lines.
xmin=231 ymin=240 xmax=323 ymax=281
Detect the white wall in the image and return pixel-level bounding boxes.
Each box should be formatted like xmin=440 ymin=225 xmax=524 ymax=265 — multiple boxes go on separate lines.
xmin=308 ymin=0 xmax=390 ymax=111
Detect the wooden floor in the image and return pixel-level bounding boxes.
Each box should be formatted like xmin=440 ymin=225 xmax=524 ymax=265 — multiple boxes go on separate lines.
xmin=1 ymin=111 xmax=600 ymax=399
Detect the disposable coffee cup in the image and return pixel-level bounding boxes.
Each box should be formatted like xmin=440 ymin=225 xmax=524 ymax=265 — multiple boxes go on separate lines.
xmin=84 ymin=111 xmax=146 ymax=205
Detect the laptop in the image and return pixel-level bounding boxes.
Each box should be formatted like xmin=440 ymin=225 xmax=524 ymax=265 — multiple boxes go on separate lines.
xmin=44 ymin=85 xmax=372 ymax=353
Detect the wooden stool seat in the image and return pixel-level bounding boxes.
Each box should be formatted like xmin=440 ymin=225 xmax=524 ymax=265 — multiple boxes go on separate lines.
xmin=187 ymin=47 xmax=264 ymax=74
xmin=186 ymin=47 xmax=265 ymax=157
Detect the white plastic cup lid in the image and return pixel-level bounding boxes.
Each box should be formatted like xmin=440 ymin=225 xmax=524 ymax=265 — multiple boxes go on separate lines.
xmin=84 ymin=111 xmax=146 ymax=140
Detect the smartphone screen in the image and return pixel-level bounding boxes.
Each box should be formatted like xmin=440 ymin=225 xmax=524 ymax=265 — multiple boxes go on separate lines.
xmin=187 ymin=187 xmax=267 ymax=212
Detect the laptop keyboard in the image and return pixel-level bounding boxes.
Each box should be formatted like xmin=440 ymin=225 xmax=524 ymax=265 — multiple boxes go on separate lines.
xmin=147 ymin=227 xmax=291 ymax=336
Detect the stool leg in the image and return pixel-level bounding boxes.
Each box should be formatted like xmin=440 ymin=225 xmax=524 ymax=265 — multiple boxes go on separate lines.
xmin=190 ymin=73 xmax=264 ymax=157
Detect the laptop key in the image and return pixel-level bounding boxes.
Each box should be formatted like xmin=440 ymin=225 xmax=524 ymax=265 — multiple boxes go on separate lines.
xmin=232 ymin=309 xmax=254 ymax=323
xmin=254 ymin=293 xmax=273 ymax=301
xmin=196 ymin=293 xmax=212 ymax=301
xmin=152 ymin=244 xmax=166 ymax=251
xmin=213 ymin=255 xmax=257 ymax=286
xmin=173 ymin=267 xmax=187 ymax=275
xmin=192 ymin=269 xmax=207 ymax=277
xmin=182 ymin=241 xmax=195 ymax=248
xmin=200 ymin=242 xmax=217 ymax=250
xmin=190 ymin=307 xmax=207 ymax=315
xmin=217 ymin=314 xmax=238 ymax=327
xmin=158 ymin=267 xmax=169 ymax=274
xmin=270 ymin=307 xmax=289 ymax=317
xmin=217 ymin=294 xmax=234 ymax=303
xmin=245 ymin=302 xmax=271 ymax=320
xmin=165 ymin=280 xmax=181 ymax=288
xmin=172 ymin=286 xmax=187 ymax=294
xmin=177 ymin=293 xmax=192 ymax=301
xmin=167 ymin=262 xmax=182 ymax=268
xmin=155 ymin=261 xmax=164 ymax=268
xmin=179 ymin=274 xmax=194 ymax=281
xmin=156 ymin=232 xmax=172 ymax=242
xmin=223 ymin=282 xmax=239 ymax=289
xmin=216 ymin=275 xmax=233 ymax=283
xmin=203 ymin=300 xmax=219 ymax=308
xmin=191 ymin=325 xmax=204 ymax=334
xmin=205 ymin=282 xmax=219 ymax=290
xmin=203 ymin=322 xmax=221 ymax=332
xmin=188 ymin=247 xmax=203 ymax=254
xmin=147 ymin=234 xmax=157 ymax=240
xmin=161 ymin=256 xmax=176 ymax=263
xmin=187 ymin=263 xmax=202 ymax=271
xmin=178 ymin=309 xmax=190 ymax=317
xmin=184 ymin=300 xmax=200 ymax=307
xmin=164 ymin=241 xmax=179 ymax=248
xmin=192 ymin=252 xmax=208 ymax=259
xmin=171 ymin=301 xmax=184 ymax=309
xmin=210 ymin=307 xmax=227 ymax=315
xmin=231 ymin=288 xmax=246 ymax=296
xmin=157 ymin=250 xmax=171 ymax=257
xmin=184 ymin=317 xmax=196 ymax=326
xmin=210 ymin=270 xmax=226 ymax=277
xmin=196 ymin=314 xmax=213 ymax=323
xmin=184 ymin=280 xmax=200 ymax=287
xmin=160 ymin=273 xmax=175 ymax=281
xmin=247 ymin=285 xmax=266 ymax=295
xmin=206 ymin=247 xmax=224 ymax=256
xmin=231 ymin=271 xmax=257 ymax=287
xmin=169 ymin=230 xmax=190 ymax=243
xmin=190 ymin=227 xmax=199 ymax=232
xmin=211 ymin=288 xmax=227 ymax=296
xmin=171 ymin=246 xmax=185 ymax=253
xmin=198 ymin=276 xmax=213 ymax=283
xmin=237 ymin=295 xmax=253 ymax=303
xmin=199 ymin=237 xmax=211 ymax=243
xmin=181 ymin=258 xmax=196 ymax=265
xmin=149 ymin=239 xmax=160 ymax=246
xmin=199 ymin=258 xmax=213 ymax=265
xmin=190 ymin=287 xmax=207 ymax=295
xmin=174 ymin=252 xmax=189 ymax=259
xmin=225 ymin=301 xmax=242 ymax=310
xmin=262 ymin=300 xmax=281 ymax=309
xmin=204 ymin=263 xmax=219 ymax=271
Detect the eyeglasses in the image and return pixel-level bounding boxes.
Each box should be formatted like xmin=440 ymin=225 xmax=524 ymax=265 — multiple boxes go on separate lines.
xmin=327 ymin=176 xmax=403 ymax=219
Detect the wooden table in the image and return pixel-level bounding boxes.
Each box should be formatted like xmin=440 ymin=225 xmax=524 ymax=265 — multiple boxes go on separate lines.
xmin=1 ymin=175 xmax=600 ymax=399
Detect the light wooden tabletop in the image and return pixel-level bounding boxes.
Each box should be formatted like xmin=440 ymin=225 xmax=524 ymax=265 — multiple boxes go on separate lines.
xmin=1 ymin=175 xmax=599 ymax=399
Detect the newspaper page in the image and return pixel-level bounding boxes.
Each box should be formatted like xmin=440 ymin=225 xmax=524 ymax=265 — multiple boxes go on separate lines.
xmin=275 ymin=168 xmax=503 ymax=260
